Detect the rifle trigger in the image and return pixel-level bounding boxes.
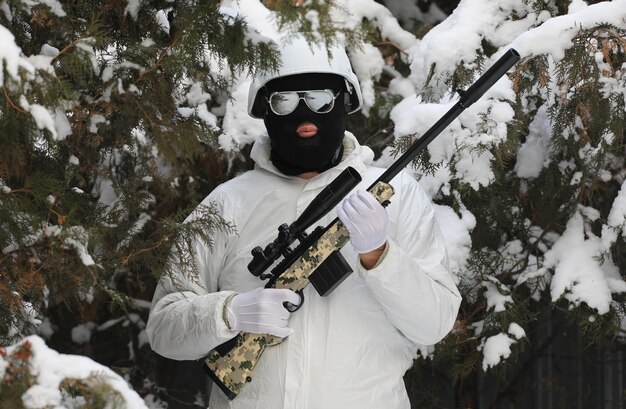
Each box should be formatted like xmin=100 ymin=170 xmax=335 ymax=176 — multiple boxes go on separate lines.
xmin=283 ymin=289 xmax=304 ymax=312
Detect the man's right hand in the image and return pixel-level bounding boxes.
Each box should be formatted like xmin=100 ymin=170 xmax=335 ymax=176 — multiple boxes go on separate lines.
xmin=226 ymin=287 xmax=300 ymax=337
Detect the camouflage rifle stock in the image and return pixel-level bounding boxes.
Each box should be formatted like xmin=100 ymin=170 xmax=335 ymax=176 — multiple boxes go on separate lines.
xmin=203 ymin=48 xmax=521 ymax=400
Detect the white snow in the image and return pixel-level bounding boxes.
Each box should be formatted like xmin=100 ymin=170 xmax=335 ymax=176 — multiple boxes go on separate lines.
xmin=433 ymin=204 xmax=475 ymax=276
xmin=334 ymin=0 xmax=418 ymax=55
xmin=515 ymin=105 xmax=552 ymax=178
xmin=63 ymin=226 xmax=96 ymax=266
xmin=221 ymin=79 xmax=266 ymax=151
xmin=21 ymin=0 xmax=66 ymax=17
xmin=185 ymin=82 xmax=211 ymax=106
xmin=546 ymin=211 xmax=626 ymax=314
xmin=155 ymin=9 xmax=170 ymax=33
xmin=53 ymin=108 xmax=72 ymax=140
xmin=125 ymin=0 xmax=141 ymax=20
xmin=2 ymin=336 xmax=148 ymax=409
xmin=348 ymin=43 xmax=384 ymax=115
xmin=509 ymin=1 xmax=626 ymax=60
xmin=18 ymin=97 xmax=58 ymax=141
xmin=483 ymin=281 xmax=513 ymax=313
xmin=71 ymin=322 xmax=96 ymax=344
xmin=0 ymin=2 xmax=11 ymax=20
xmin=89 ymin=114 xmax=107 ymax=134
xmin=603 ymin=180 xmax=626 ymax=249
xmin=481 ymin=333 xmax=515 ymax=370
xmin=481 ymin=323 xmax=526 ymax=370
xmin=508 ymin=323 xmax=525 ymax=340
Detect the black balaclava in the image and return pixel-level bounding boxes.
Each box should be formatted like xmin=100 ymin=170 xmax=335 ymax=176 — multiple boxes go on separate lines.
xmin=263 ymin=73 xmax=348 ymax=176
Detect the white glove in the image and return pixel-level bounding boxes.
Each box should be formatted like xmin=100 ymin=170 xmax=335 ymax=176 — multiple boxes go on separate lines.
xmin=226 ymin=287 xmax=300 ymax=338
xmin=337 ymin=189 xmax=389 ymax=254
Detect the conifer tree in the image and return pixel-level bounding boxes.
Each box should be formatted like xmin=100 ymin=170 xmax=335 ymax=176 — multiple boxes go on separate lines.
xmin=0 ymin=0 xmax=285 ymax=404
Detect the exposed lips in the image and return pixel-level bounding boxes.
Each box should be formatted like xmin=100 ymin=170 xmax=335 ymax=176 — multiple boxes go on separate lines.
xmin=296 ymin=122 xmax=318 ymax=137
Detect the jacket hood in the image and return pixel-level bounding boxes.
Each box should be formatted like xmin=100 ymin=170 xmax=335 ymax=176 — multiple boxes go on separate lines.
xmin=250 ymin=131 xmax=374 ymax=181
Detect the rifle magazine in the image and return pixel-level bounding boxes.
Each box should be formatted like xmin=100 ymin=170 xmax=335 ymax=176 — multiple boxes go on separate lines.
xmin=309 ymin=250 xmax=353 ymax=296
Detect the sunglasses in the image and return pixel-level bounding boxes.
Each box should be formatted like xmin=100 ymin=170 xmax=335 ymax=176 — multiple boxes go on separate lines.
xmin=267 ymin=89 xmax=340 ymax=116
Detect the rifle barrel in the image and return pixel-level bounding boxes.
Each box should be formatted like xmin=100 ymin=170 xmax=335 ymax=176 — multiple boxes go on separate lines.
xmin=372 ymin=48 xmax=520 ymax=187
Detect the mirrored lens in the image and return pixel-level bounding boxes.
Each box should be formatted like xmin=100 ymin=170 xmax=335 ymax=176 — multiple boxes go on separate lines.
xmin=304 ymin=90 xmax=334 ymax=113
xmin=269 ymin=92 xmax=300 ymax=115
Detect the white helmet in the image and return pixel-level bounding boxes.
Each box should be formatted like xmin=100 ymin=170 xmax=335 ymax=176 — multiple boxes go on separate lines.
xmin=248 ymin=36 xmax=363 ymax=119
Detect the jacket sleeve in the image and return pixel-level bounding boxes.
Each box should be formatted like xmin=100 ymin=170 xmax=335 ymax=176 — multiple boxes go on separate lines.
xmin=357 ymin=171 xmax=462 ymax=346
xmin=146 ymin=196 xmax=238 ymax=361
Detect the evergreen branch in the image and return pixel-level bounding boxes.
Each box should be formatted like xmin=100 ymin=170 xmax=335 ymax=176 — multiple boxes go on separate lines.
xmin=2 ymin=87 xmax=28 ymax=114
xmin=51 ymin=38 xmax=89 ymax=63
xmin=135 ymin=38 xmax=180 ymax=85
xmin=507 ymin=254 xmax=530 ymax=277
xmin=47 ymin=207 xmax=67 ymax=226
xmin=121 ymin=236 xmax=170 ymax=267
xmin=136 ymin=102 xmax=155 ymax=129
xmin=5 ymin=187 xmax=30 ymax=194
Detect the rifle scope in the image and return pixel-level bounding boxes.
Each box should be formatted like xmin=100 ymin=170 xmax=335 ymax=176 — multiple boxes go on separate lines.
xmin=248 ymin=166 xmax=361 ymax=277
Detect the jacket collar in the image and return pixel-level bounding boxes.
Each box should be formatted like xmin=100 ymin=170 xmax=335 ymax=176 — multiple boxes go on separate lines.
xmin=250 ymin=132 xmax=374 ymax=187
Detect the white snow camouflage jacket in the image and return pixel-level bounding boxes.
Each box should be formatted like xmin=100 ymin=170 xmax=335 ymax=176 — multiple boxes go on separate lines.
xmin=146 ymin=132 xmax=462 ymax=409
